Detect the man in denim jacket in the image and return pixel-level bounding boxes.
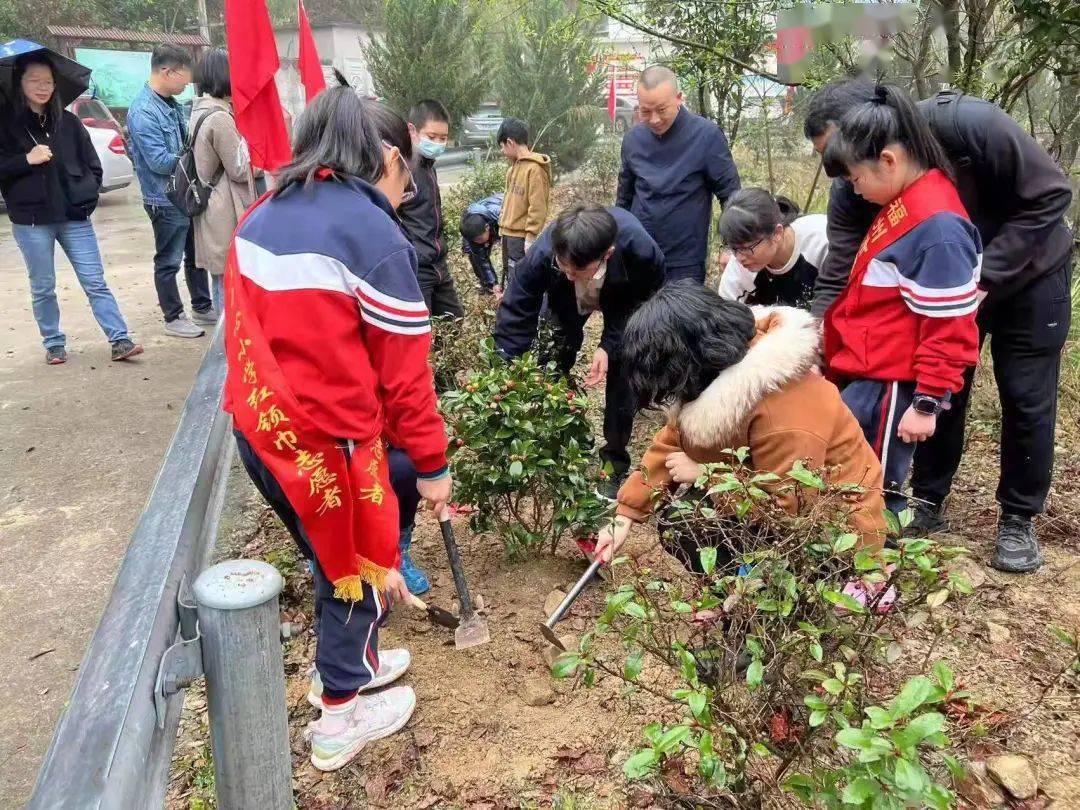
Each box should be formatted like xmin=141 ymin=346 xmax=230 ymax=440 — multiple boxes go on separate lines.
xmin=127 ymin=44 xmax=214 ymax=338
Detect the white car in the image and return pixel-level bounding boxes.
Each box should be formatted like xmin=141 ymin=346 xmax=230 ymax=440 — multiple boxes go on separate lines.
xmin=69 ymin=95 xmax=133 ymax=193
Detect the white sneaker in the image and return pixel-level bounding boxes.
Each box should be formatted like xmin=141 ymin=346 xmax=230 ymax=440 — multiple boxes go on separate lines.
xmin=163 ymin=315 xmax=205 ymax=338
xmin=309 ymin=686 xmax=416 ymax=772
xmin=307 ymin=649 xmax=411 ymax=709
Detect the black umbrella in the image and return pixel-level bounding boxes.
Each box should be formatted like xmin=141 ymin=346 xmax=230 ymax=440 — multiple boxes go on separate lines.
xmin=0 ymin=40 xmax=91 ymax=107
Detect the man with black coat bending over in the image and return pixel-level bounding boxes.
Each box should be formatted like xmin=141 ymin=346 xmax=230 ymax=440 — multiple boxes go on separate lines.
xmin=494 ymin=205 xmax=666 ymax=499
xmin=617 ymin=66 xmax=741 ymax=284
xmin=805 ymin=79 xmax=1074 ymax=574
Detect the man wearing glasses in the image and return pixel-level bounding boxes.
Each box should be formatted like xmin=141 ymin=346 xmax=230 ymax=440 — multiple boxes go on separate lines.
xmin=127 ymin=44 xmax=215 ymax=338
xmin=493 ymin=204 xmax=666 ymax=500
xmin=616 ymin=65 xmax=741 ymax=284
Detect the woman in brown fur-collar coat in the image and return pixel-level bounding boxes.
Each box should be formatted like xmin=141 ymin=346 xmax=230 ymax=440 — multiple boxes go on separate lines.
xmin=595 ymin=282 xmax=886 ymax=569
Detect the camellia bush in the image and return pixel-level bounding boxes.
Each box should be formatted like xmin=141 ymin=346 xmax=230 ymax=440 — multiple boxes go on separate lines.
xmin=440 ymin=339 xmax=611 ymax=555
xmin=554 ymin=453 xmax=976 ymax=808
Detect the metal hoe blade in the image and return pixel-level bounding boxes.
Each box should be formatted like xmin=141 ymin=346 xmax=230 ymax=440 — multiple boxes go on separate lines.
xmin=455 ymin=610 xmax=491 ymax=650
xmin=438 ymin=511 xmax=491 ymax=650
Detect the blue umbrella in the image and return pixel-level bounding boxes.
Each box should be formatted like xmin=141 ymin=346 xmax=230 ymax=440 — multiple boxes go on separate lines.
xmin=0 ymin=39 xmax=92 ymax=108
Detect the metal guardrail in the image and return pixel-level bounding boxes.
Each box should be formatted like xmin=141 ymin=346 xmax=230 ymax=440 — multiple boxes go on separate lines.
xmin=28 ymin=326 xmax=233 ymax=809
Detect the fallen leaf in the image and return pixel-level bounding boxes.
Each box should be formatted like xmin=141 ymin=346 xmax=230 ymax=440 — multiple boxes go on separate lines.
xmin=28 ymin=647 xmax=55 ymax=661
xmin=413 ymin=728 xmax=437 ymax=748
xmin=415 ymin=795 xmax=441 ymax=809
xmin=570 ymin=752 xmax=607 ymax=775
xmin=553 ymin=746 xmax=588 ymax=760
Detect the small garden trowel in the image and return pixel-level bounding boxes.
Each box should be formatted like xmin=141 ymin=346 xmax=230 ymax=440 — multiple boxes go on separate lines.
xmin=407 ymin=594 xmax=459 ymax=629
xmin=438 ymin=508 xmax=491 ymax=650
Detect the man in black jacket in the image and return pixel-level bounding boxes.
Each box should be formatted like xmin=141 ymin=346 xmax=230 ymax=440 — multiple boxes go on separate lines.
xmin=399 ymin=99 xmax=463 ymax=319
xmin=494 ymin=205 xmax=667 ymax=498
xmin=804 ymin=80 xmax=1074 ymax=573
xmin=617 ymin=65 xmax=741 ymax=283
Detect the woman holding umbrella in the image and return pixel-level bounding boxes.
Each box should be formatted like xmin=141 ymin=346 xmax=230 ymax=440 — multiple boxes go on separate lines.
xmin=0 ymin=48 xmax=142 ymax=364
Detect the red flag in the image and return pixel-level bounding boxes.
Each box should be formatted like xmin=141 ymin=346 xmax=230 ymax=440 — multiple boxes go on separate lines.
xmin=607 ymin=65 xmax=616 ymax=123
xmin=297 ymin=0 xmax=326 ymax=102
xmin=225 ymin=0 xmax=292 ymax=171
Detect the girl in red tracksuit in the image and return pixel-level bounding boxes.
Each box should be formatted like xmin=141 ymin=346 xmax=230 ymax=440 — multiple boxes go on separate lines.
xmin=821 ymin=84 xmax=980 ymax=515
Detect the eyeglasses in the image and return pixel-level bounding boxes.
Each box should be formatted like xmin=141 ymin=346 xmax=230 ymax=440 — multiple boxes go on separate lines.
xmin=723 ymin=236 xmax=767 ymax=259
xmin=383 ymin=140 xmax=417 ymax=204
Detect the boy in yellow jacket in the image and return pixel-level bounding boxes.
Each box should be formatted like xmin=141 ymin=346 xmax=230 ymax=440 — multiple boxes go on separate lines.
xmin=497 ymin=117 xmax=552 ymax=286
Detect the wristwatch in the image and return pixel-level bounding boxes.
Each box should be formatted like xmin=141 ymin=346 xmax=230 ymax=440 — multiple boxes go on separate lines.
xmin=912 ymin=394 xmax=945 ymax=416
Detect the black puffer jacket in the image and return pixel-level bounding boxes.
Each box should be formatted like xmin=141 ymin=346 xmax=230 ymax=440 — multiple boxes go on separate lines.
xmin=0 ymin=107 xmax=102 ymax=225
xmin=397 ymin=155 xmax=446 ymax=268
xmin=812 ymin=90 xmax=1074 ymax=316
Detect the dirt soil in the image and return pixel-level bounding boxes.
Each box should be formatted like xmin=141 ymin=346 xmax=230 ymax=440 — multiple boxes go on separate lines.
xmin=166 ymin=357 xmax=1080 ymax=809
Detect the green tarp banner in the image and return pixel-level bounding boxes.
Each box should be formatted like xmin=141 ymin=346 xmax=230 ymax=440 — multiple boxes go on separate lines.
xmin=75 ymin=47 xmax=195 ymax=108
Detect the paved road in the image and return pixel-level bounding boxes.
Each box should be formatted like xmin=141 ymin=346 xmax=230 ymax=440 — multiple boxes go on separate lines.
xmin=0 ymin=169 xmax=472 ymax=803
xmin=0 ymin=185 xmax=213 ymax=803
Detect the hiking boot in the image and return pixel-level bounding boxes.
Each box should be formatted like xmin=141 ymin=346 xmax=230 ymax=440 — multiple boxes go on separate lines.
xmin=595 ymin=473 xmax=627 ymax=503
xmin=164 ymin=316 xmax=205 ymax=338
xmin=903 ymin=502 xmax=949 ymax=537
xmin=45 ymin=346 xmax=68 ymax=365
xmin=991 ymin=514 xmax=1043 ymax=574
xmin=307 ymin=649 xmax=412 ymax=710
xmin=110 ymin=338 xmax=144 ymax=361
xmin=192 ymin=307 xmax=220 ymax=326
xmin=309 ymin=686 xmax=416 ymax=772
xmin=398 ymin=528 xmax=430 ymax=595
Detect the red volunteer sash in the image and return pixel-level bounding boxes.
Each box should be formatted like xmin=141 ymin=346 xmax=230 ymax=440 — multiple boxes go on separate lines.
xmin=223 ymin=193 xmax=399 ymax=600
xmin=823 ymin=169 xmax=969 ymax=364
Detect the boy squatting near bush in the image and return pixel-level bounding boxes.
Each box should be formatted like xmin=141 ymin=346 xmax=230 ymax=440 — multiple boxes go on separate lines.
xmin=593 ymin=283 xmax=887 ymax=569
xmin=460 ymin=192 xmax=503 ymax=296
xmin=497 ymin=117 xmax=552 ymax=285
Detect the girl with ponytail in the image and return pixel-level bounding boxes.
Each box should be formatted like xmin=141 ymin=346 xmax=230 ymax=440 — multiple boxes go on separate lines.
xmin=717 ymin=188 xmax=829 ymax=310
xmin=819 ymin=83 xmax=980 ymax=517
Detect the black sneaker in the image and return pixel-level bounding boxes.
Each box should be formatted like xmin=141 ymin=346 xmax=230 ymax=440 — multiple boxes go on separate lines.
xmin=991 ymin=514 xmax=1043 ymax=573
xmin=903 ymin=502 xmax=949 ymax=537
xmin=596 ymin=474 xmax=626 ymax=502
xmin=110 ymin=338 xmax=144 ymax=361
xmin=45 ymin=346 xmax=67 ymax=365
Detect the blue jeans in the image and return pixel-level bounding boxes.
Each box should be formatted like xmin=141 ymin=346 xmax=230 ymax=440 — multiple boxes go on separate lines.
xmin=12 ymin=220 xmax=131 ymax=349
xmin=144 ymin=203 xmax=212 ymax=322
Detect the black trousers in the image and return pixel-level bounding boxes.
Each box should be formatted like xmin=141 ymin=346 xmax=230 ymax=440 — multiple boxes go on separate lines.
xmin=501 ymin=236 xmax=526 ymax=287
xmin=911 ymin=261 xmax=1072 ymax=517
xmin=549 ymin=310 xmax=636 ymax=477
xmin=417 ymin=261 xmax=463 ymax=320
xmin=666 ymin=263 xmax=707 ymax=284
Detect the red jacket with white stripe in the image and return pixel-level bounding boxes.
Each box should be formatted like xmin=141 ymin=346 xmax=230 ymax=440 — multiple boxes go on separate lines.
xmin=232 ymin=175 xmax=448 ymax=477
xmin=825 ymin=206 xmax=982 ymax=398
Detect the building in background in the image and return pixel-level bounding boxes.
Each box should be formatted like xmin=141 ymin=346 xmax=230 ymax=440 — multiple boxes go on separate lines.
xmin=273 ymin=21 xmax=381 ymax=121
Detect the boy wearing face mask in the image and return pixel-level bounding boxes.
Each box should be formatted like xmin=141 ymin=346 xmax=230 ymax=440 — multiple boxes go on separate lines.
xmin=399 ymin=99 xmax=463 ymax=319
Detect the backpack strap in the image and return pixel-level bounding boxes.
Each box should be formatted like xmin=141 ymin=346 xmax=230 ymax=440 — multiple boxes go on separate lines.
xmin=926 ymin=88 xmax=971 ymax=169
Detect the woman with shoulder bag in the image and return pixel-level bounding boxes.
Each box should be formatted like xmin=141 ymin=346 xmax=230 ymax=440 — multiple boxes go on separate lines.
xmin=0 ymin=53 xmax=142 ymax=365
xmin=190 ymin=48 xmax=258 ymax=310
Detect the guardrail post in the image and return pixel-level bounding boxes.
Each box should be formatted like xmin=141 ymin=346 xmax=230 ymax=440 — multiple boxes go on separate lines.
xmin=194 ymin=560 xmax=293 ymax=809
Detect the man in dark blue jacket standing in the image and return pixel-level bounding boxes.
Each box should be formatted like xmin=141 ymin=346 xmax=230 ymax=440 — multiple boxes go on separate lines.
xmin=617 ymin=65 xmax=741 ymax=283
xmin=494 ymin=205 xmax=666 ymax=498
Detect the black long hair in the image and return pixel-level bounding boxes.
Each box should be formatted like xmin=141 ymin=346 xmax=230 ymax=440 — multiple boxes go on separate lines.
xmin=622 ymin=281 xmax=758 ymax=409
xmin=273 ymin=87 xmax=411 ymax=193
xmin=12 ymin=53 xmax=63 ymax=131
xmin=719 ymin=188 xmax=800 ymax=248
xmin=822 ymin=83 xmax=952 ymax=180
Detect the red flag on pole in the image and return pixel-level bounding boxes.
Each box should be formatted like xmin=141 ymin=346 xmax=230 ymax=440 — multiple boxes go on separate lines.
xmin=225 ymin=0 xmax=292 ymax=171
xmin=297 ymin=0 xmax=326 ymax=102
xmin=607 ymin=64 xmax=617 ymax=123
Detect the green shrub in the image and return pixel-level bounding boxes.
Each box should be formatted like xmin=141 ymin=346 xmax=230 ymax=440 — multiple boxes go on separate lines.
xmin=555 ymin=455 xmax=975 ymax=807
xmin=441 ymin=340 xmax=611 ymax=555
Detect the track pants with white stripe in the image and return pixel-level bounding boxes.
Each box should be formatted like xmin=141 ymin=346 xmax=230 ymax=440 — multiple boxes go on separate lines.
xmin=841 ymin=380 xmax=918 ymax=515
xmin=235 ymin=431 xmax=390 ymax=700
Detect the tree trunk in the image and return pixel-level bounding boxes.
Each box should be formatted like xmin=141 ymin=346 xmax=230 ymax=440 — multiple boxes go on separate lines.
xmin=1052 ymin=70 xmax=1080 ymax=175
xmin=762 ymin=102 xmax=775 ymax=193
xmin=938 ymin=0 xmax=962 ymax=81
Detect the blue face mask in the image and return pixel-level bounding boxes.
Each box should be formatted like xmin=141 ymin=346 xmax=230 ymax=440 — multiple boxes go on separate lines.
xmin=418 ymin=138 xmax=446 ymax=159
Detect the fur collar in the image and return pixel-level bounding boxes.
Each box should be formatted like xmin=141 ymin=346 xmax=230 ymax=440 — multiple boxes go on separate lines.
xmin=675 ymin=306 xmax=821 ymax=447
